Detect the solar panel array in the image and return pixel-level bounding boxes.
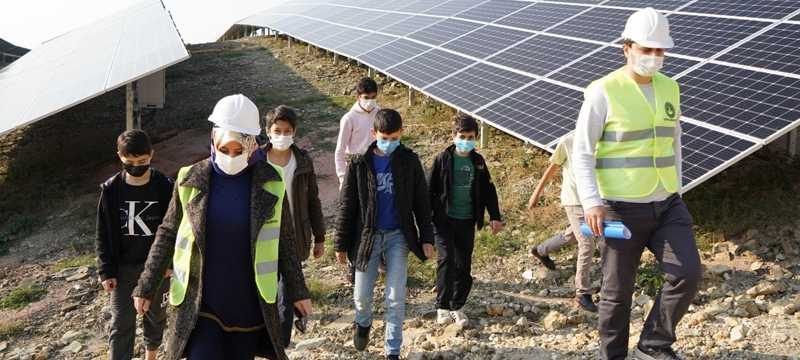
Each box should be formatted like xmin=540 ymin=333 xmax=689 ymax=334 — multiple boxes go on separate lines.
xmin=0 ymin=0 xmax=189 ymax=136
xmin=237 ymin=0 xmax=800 ymax=191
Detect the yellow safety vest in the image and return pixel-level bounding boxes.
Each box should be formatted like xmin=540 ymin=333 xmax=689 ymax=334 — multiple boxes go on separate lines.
xmin=592 ymin=68 xmax=681 ymax=198
xmin=169 ymin=163 xmax=285 ymax=305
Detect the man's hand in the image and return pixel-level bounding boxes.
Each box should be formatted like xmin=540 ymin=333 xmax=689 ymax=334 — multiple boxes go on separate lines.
xmin=423 ymin=243 xmax=435 ymax=259
xmin=490 ymin=220 xmax=504 ymax=235
xmin=335 ymin=251 xmax=348 ymax=265
xmin=294 ymin=299 xmax=313 ymax=317
xmin=100 ymin=278 xmax=117 ymax=293
xmin=133 ymin=297 xmax=151 ymax=315
xmin=164 ymin=269 xmax=173 ymax=278
xmin=313 ymin=242 xmax=325 ymax=259
xmin=584 ymin=206 xmax=607 ymax=237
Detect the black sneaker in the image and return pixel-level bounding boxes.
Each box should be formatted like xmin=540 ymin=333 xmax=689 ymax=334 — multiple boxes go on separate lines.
xmin=386 ymin=356 xmax=400 ymax=360
xmin=575 ymin=294 xmax=598 ymax=313
xmin=634 ymin=345 xmax=684 ymax=360
xmin=353 ymin=323 xmax=370 ymax=351
xmin=530 ymin=246 xmax=556 ymax=270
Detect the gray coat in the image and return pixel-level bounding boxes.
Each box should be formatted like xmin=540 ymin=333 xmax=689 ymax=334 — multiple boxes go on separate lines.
xmin=133 ymin=158 xmax=309 ymax=360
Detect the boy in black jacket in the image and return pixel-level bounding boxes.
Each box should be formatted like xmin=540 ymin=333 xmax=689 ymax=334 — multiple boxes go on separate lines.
xmin=95 ymin=130 xmax=173 ymax=360
xmin=429 ymin=113 xmax=503 ymax=327
xmin=334 ymin=109 xmax=434 ymax=360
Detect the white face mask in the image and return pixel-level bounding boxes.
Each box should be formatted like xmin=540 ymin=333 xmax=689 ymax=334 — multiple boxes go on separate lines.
xmin=631 ymin=53 xmax=664 ymax=77
xmin=359 ymin=98 xmax=377 ymax=112
xmin=214 ymin=151 xmax=248 ymax=175
xmin=270 ymin=134 xmax=294 ymax=151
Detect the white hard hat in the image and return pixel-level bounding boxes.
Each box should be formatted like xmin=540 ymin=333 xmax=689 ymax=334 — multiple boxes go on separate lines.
xmin=621 ymin=7 xmax=674 ymax=49
xmin=208 ymin=94 xmax=261 ymax=135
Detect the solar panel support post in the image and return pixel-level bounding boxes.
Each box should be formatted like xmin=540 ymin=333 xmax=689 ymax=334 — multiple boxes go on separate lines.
xmin=288 ymin=37 xmax=292 ymax=49
xmin=480 ymin=121 xmax=489 ymax=148
xmin=789 ymin=129 xmax=798 ymax=157
xmin=125 ymin=82 xmax=141 ymax=131
xmin=408 ymin=88 xmax=416 ymax=106
xmin=368 ymin=68 xmax=375 ymax=79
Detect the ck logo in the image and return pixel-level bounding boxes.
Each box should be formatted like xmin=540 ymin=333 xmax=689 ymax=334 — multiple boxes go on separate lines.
xmin=664 ymin=102 xmax=676 ymax=120
xmin=121 ymin=201 xmax=158 ymax=236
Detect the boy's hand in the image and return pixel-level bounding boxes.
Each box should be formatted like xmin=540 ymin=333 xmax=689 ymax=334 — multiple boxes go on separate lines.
xmin=294 ymin=298 xmax=313 ymax=317
xmin=422 ymin=243 xmax=435 ymax=259
xmin=164 ymin=269 xmax=173 ymax=278
xmin=490 ymin=220 xmax=504 ymax=235
xmin=133 ymin=296 xmax=151 ymax=315
xmin=100 ymin=278 xmax=117 ymax=292
xmin=313 ymin=242 xmax=325 ymax=259
xmin=335 ymin=251 xmax=348 ymax=265
xmin=526 ymin=195 xmax=540 ymax=211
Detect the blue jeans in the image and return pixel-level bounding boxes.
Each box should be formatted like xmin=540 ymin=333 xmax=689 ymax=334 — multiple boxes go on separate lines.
xmin=354 ymin=229 xmax=409 ymax=356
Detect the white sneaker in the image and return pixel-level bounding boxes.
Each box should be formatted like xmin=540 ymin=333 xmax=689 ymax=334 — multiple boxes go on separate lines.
xmin=436 ymin=309 xmax=453 ymax=325
xmin=450 ymin=310 xmax=469 ymax=327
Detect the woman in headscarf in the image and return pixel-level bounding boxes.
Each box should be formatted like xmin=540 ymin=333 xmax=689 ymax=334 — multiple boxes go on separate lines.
xmin=132 ymin=94 xmax=311 ymax=360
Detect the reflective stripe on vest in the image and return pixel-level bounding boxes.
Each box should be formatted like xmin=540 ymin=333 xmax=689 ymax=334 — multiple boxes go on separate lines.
xmin=593 ymin=68 xmax=681 ymax=198
xmin=168 ymin=164 xmax=285 ymax=306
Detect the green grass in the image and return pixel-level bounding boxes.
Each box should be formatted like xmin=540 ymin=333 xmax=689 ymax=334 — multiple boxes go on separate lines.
xmin=0 ymin=284 xmax=46 ymax=310
xmin=0 ymin=321 xmax=26 ymax=341
xmin=222 ymin=51 xmax=247 ymax=59
xmin=635 ymin=261 xmax=664 ymax=297
xmin=0 ymin=214 xmax=37 ymax=255
xmin=52 ymin=254 xmax=95 ymax=272
xmin=307 ymin=278 xmax=340 ymax=304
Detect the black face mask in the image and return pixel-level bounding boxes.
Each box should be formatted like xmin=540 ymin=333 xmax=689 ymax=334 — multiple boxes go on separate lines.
xmin=123 ymin=163 xmax=150 ymax=177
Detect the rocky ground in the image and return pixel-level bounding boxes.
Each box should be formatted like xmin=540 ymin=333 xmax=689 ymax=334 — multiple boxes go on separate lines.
xmin=0 ymin=36 xmax=798 ymax=359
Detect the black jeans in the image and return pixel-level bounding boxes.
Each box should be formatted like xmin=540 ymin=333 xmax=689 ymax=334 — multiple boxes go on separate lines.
xmin=435 ymin=217 xmax=475 ymax=311
xmin=109 ymin=264 xmax=167 ymax=360
xmin=598 ymin=195 xmax=702 ymax=360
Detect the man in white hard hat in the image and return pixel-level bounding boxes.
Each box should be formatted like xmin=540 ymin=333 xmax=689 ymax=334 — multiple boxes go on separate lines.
xmin=572 ymin=8 xmax=701 ymax=360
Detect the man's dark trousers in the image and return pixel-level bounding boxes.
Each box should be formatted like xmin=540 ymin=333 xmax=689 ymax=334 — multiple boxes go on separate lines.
xmin=598 ymin=194 xmax=702 ymax=360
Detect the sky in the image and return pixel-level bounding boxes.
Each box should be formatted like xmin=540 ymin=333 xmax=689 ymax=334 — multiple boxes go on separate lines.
xmin=0 ymin=0 xmax=288 ymax=49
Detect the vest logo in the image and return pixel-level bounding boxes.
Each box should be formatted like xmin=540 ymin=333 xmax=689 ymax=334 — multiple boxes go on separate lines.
xmin=665 ymin=102 xmax=676 ymax=120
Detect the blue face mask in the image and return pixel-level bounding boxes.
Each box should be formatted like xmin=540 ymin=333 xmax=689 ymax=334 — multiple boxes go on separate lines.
xmin=376 ymin=139 xmax=400 ymax=155
xmin=454 ymin=138 xmax=476 ymax=153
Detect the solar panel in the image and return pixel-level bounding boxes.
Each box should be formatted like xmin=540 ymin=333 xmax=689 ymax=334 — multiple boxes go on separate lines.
xmin=547 ymin=7 xmax=634 ymax=43
xmin=424 ymin=0 xmax=484 ymax=16
xmin=409 ymin=19 xmax=483 ymax=46
xmin=716 ymin=23 xmax=800 ymax=75
xmin=454 ymin=0 xmax=531 ymax=23
xmin=386 ymin=49 xmax=475 ymax=88
xmin=477 ymin=81 xmax=583 ymax=147
xmin=425 ymin=63 xmax=534 ymax=111
xmin=360 ymin=13 xmax=412 ymax=32
xmin=0 ymin=0 xmax=189 ymax=136
xmin=549 ymin=46 xmax=699 ymax=87
xmin=488 ymin=35 xmax=601 ymax=76
xmin=398 ymin=0 xmax=450 ymax=13
xmin=604 ymin=0 xmax=688 ymax=11
xmin=442 ymin=25 xmax=531 ymax=59
xmin=495 ymin=3 xmax=586 ymax=32
xmin=668 ymin=15 xmax=768 ymax=58
xmin=316 ymin=28 xmax=367 ymax=50
xmin=680 ymin=0 xmax=800 ymax=20
xmin=679 ymin=63 xmax=800 ymax=140
xmin=335 ymin=33 xmax=396 ymax=57
xmin=357 ymin=39 xmax=432 ymax=69
xmin=245 ymin=0 xmax=800 ymax=192
xmin=680 ymin=122 xmax=759 ymax=189
xmin=381 ymin=15 xmax=443 ymax=36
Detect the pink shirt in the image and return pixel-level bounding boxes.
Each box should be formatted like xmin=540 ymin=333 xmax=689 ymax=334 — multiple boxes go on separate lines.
xmin=335 ymin=102 xmax=379 ymax=182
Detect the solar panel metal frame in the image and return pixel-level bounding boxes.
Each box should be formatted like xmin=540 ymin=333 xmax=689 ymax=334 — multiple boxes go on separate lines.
xmin=0 ymin=0 xmax=189 ymax=136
